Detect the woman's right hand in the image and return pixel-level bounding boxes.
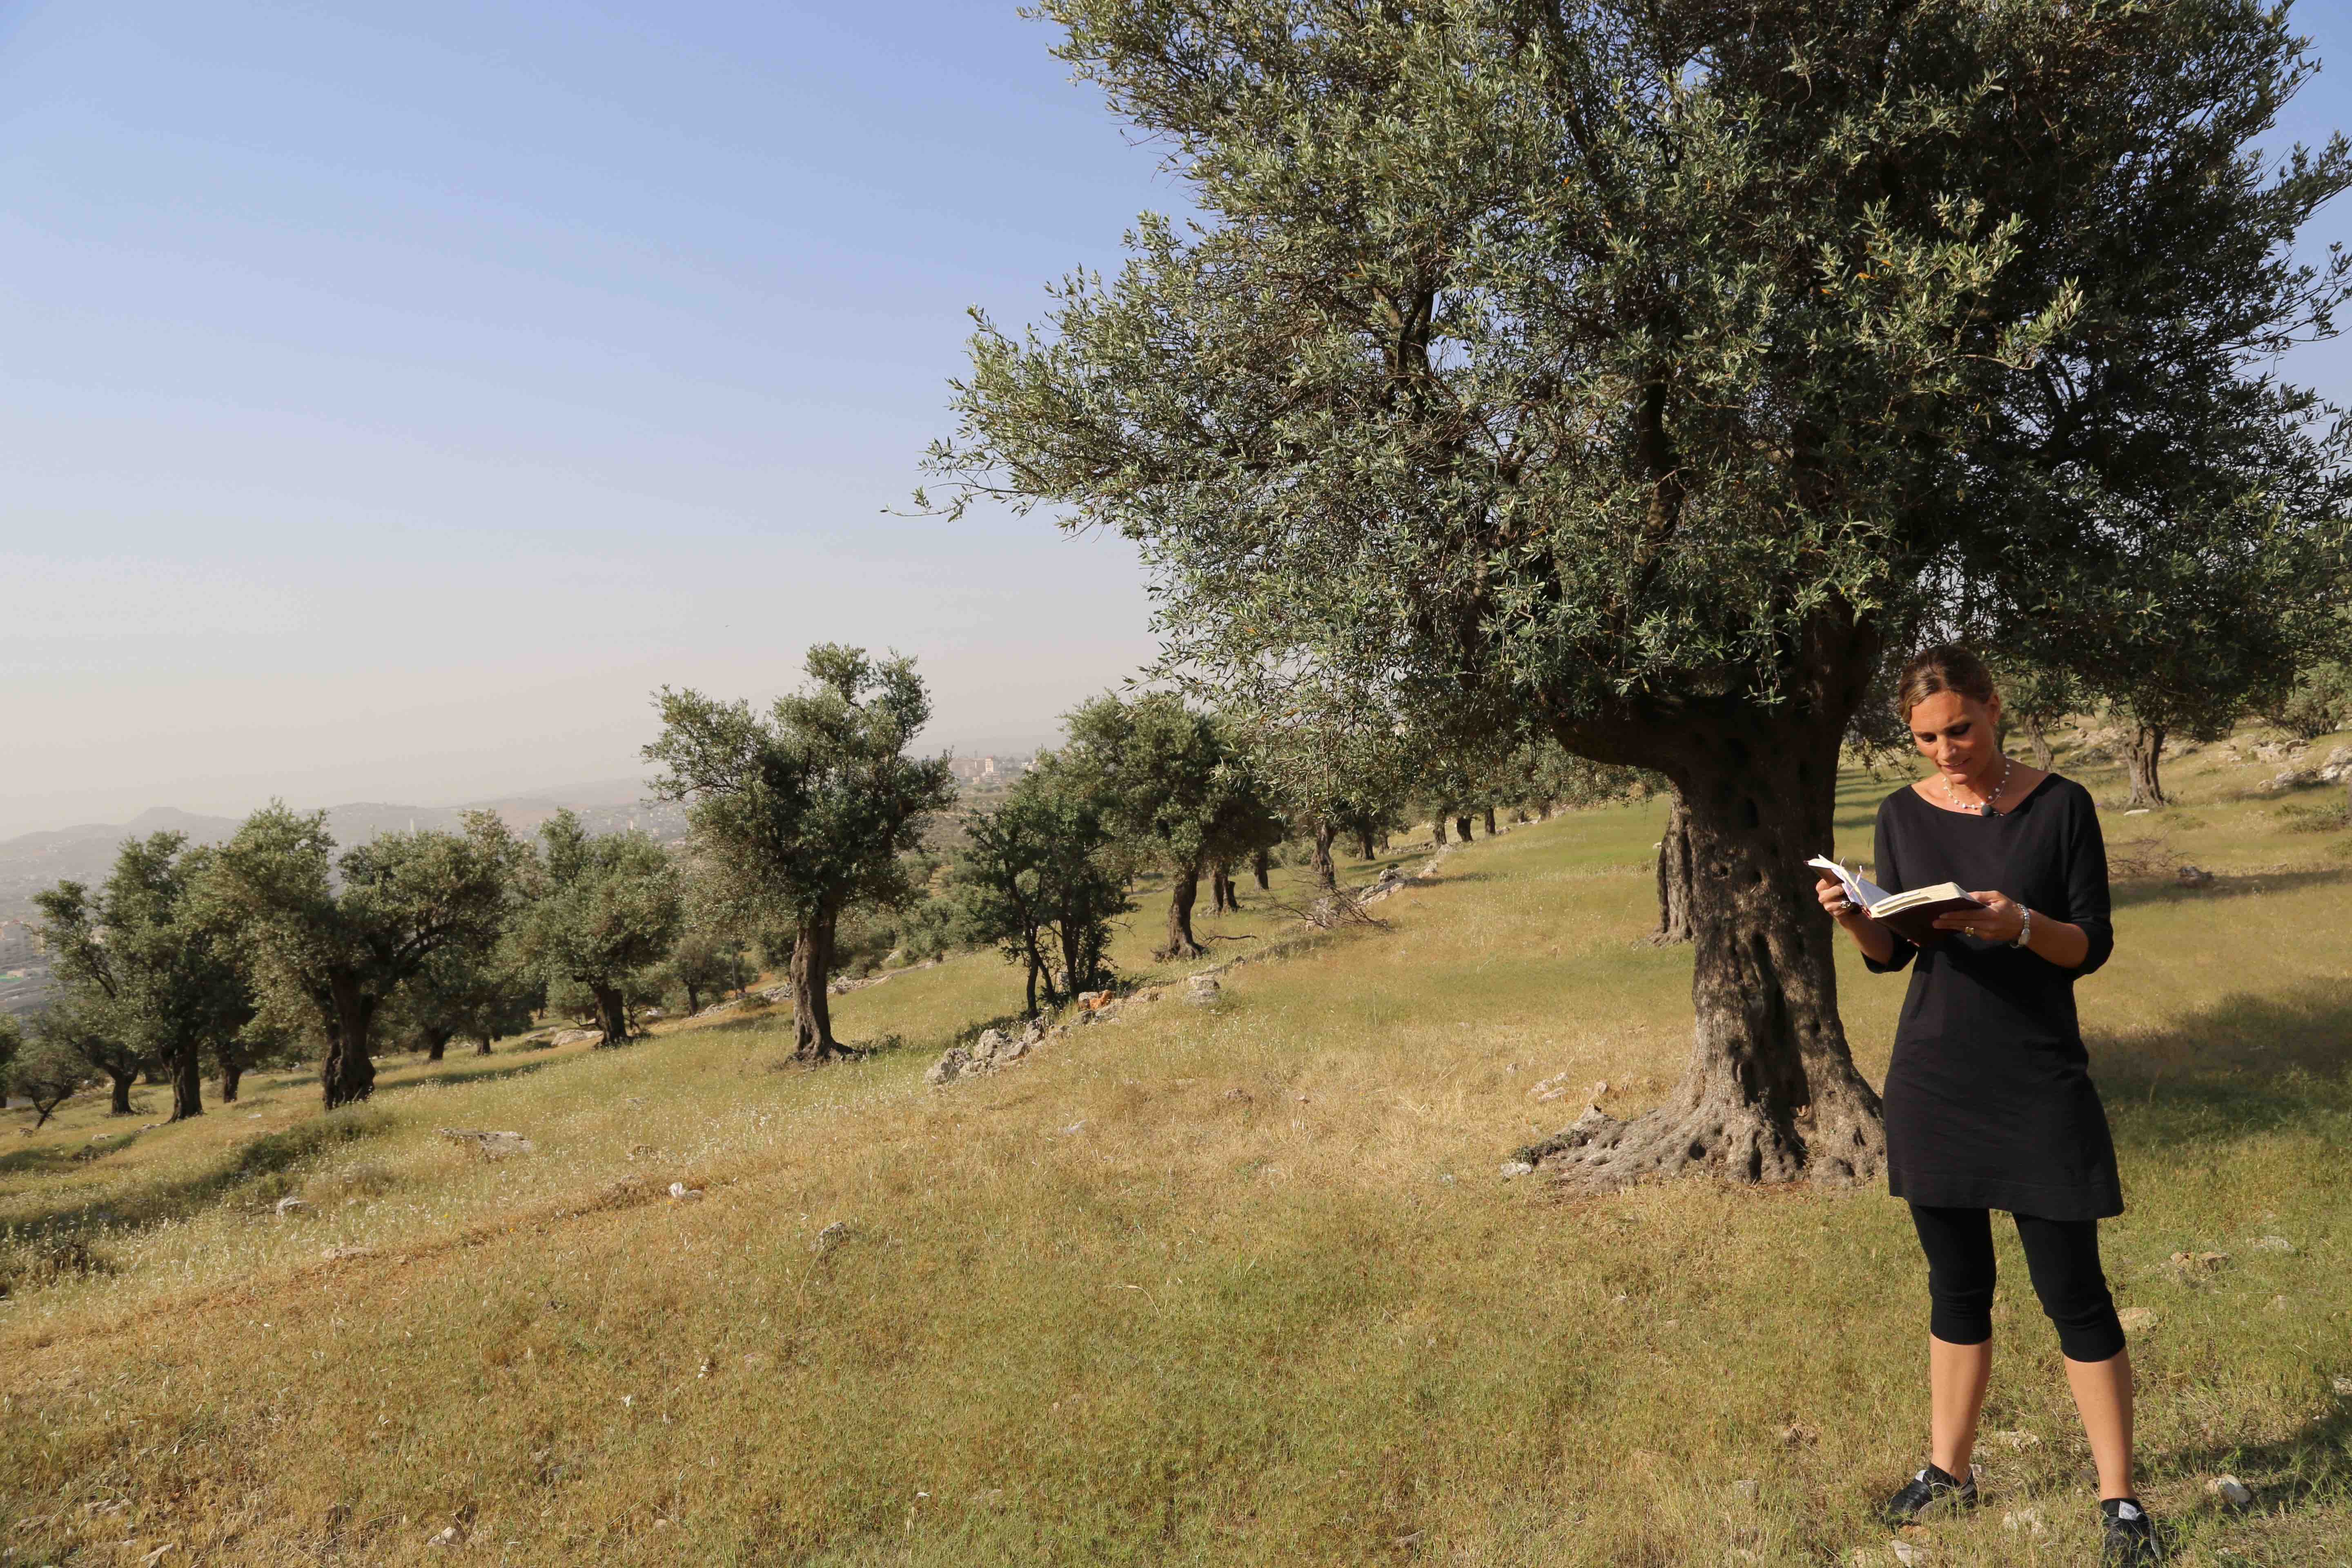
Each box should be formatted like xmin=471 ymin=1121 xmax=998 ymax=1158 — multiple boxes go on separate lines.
xmin=1815 ymin=874 xmax=1855 ymax=920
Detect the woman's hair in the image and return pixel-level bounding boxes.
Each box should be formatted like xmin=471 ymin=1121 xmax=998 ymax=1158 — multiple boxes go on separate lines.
xmin=1895 ymin=643 xmax=1998 ymax=722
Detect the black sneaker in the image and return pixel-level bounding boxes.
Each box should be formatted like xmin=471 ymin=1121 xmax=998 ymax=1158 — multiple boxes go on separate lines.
xmin=1882 ymin=1463 xmax=1978 ymax=1526
xmin=2100 ymin=1498 xmax=2163 ymax=1565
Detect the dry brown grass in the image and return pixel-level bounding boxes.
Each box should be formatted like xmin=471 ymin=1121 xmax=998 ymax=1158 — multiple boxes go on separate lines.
xmin=2 ymin=733 xmax=2348 ymax=1565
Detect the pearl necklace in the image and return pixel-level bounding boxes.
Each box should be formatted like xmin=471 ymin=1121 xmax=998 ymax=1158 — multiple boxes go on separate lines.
xmin=1942 ymin=755 xmax=2013 ymax=817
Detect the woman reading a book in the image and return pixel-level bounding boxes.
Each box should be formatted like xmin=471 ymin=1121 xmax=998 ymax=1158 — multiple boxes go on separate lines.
xmin=1814 ymin=644 xmax=2156 ymax=1565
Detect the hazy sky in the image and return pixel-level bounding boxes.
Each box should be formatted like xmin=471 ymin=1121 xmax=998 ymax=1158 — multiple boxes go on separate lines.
xmin=5 ymin=2 xmax=2350 ymax=838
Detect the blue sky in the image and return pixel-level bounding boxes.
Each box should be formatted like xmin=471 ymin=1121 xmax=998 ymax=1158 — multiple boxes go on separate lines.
xmin=3 ymin=1 xmax=2349 ymax=836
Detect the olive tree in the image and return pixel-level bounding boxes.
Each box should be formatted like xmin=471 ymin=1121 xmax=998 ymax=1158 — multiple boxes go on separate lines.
xmin=927 ymin=0 xmax=2352 ymax=1189
xmin=515 ymin=812 xmax=682 ymax=1047
xmin=1056 ymin=693 xmax=1282 ymax=959
xmin=646 ymin=646 xmax=957 ymax=1062
xmin=950 ymin=757 xmax=1132 ymax=1016
xmin=34 ymin=833 xmax=252 ymax=1122
xmin=203 ymin=805 xmax=521 ymax=1108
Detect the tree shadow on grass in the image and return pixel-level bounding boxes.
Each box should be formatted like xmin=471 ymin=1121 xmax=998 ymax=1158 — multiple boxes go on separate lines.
xmin=2156 ymin=1402 xmax=2352 ymax=1520
xmin=2108 ymin=866 xmax=2351 ymax=911
xmin=2098 ymin=984 xmax=2352 ymax=1154
xmin=370 ymin=1054 xmax=572 ymax=1098
xmin=0 ymin=1108 xmax=395 ymax=1272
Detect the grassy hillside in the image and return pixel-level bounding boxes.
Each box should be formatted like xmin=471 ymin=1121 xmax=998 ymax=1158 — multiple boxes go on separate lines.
xmin=3 ymin=730 xmax=2348 ymax=1566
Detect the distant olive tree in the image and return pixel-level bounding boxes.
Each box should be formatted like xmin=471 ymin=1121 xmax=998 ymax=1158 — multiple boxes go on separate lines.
xmin=515 ymin=811 xmax=682 ymax=1047
xmin=34 ymin=833 xmax=254 ymax=1122
xmin=8 ymin=1028 xmax=85 ymax=1128
xmin=1056 ymin=693 xmax=1281 ymax=959
xmin=950 ymin=757 xmax=1132 ymax=1016
xmin=646 ymin=646 xmax=957 ymax=1062
xmin=202 ymin=805 xmax=522 ymax=1108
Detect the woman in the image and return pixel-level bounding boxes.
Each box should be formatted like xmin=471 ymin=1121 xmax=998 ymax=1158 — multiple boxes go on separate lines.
xmin=1816 ymin=645 xmax=2159 ymax=1566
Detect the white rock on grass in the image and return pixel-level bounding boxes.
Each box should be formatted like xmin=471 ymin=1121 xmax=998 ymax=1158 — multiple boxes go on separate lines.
xmin=2334 ymin=1375 xmax=2352 ymax=1397
xmin=1498 ymin=1161 xmax=1536 ymax=1178
xmin=2254 ymin=1235 xmax=2296 ymax=1253
xmin=2117 ymin=1307 xmax=2158 ymax=1332
xmin=274 ymin=1196 xmax=310 ymax=1217
xmin=1889 ymin=1540 xmax=1927 ymax=1566
xmin=2207 ymin=1475 xmax=2254 ymax=1508
xmin=1992 ymin=1428 xmax=2040 ymax=1450
xmin=2001 ymin=1508 xmax=2047 ymax=1537
xmin=667 ymin=1183 xmax=704 ymax=1202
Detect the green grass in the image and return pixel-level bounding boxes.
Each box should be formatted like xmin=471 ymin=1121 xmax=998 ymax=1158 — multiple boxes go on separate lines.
xmin=2 ymin=732 xmax=2348 ymax=1566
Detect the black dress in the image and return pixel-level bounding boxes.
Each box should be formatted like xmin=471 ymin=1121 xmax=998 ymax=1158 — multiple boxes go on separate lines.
xmin=1865 ymin=773 xmax=2122 ymax=1220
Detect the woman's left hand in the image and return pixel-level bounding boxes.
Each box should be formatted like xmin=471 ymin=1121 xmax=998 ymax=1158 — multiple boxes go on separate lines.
xmin=1934 ymin=889 xmax=2026 ymax=944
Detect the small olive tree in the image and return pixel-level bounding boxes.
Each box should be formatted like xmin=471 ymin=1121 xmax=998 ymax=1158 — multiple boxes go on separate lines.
xmin=1056 ymin=693 xmax=1281 ymax=959
xmin=646 ymin=646 xmax=957 ymax=1061
xmin=950 ymin=757 xmax=1132 ymax=1016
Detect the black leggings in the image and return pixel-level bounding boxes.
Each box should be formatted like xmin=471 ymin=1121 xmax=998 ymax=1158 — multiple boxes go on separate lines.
xmin=1908 ymin=1204 xmax=2126 ymax=1363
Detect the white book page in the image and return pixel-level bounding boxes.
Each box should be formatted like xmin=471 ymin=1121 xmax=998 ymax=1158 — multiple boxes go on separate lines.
xmin=1806 ymin=855 xmax=1891 ymax=910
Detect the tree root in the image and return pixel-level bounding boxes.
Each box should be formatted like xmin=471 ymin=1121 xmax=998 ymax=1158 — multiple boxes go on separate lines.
xmin=1517 ymin=1088 xmax=1884 ymax=1195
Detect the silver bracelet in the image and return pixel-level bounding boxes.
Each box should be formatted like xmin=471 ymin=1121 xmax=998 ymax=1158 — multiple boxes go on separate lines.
xmin=2011 ymin=906 xmax=2031 ymax=950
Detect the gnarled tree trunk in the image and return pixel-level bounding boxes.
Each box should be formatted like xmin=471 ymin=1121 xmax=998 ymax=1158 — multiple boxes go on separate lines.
xmin=168 ymin=1041 xmax=203 ymax=1122
xmin=590 ymin=983 xmax=630 ymax=1047
xmin=1454 ymin=813 xmax=1474 ymax=842
xmin=475 ymin=1034 xmax=495 ymax=1056
xmin=2125 ymin=724 xmax=2167 ymax=807
xmin=1158 ymin=862 xmax=1206 ymax=960
xmin=109 ymin=1068 xmax=137 ymax=1116
xmin=1483 ymin=806 xmax=1497 ymax=837
xmin=1309 ymin=818 xmax=1340 ymax=894
xmin=219 ymin=1056 xmax=243 ymax=1103
xmin=1356 ymin=825 xmax=1376 ymax=859
xmin=2022 ymin=712 xmax=2056 ymax=773
xmin=789 ymin=912 xmax=851 ymax=1060
xmin=323 ymin=974 xmax=378 ymax=1109
xmin=1530 ymin=711 xmax=1884 ymax=1193
xmin=425 ymin=1030 xmax=452 ymax=1063
xmin=1651 ymin=792 xmax=1694 ymax=945
xmin=1432 ymin=817 xmax=1448 ymax=846
xmin=1251 ymin=847 xmax=1271 ymax=890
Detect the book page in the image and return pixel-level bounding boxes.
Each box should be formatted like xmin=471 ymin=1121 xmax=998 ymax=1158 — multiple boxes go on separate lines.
xmin=1806 ymin=855 xmax=1890 ymax=909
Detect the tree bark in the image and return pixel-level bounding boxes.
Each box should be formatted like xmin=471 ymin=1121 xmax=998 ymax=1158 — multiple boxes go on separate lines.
xmin=1432 ymin=817 xmax=1448 ymax=846
xmin=683 ymin=980 xmax=704 ymax=1016
xmin=1454 ymin=814 xmax=1474 ymax=842
xmin=220 ymin=1060 xmax=243 ymax=1103
xmin=1210 ymin=865 xmax=1238 ymax=913
xmin=109 ymin=1068 xmax=137 ymax=1116
xmin=1483 ymin=806 xmax=1497 ymax=837
xmin=788 ymin=912 xmax=851 ymax=1060
xmin=1651 ymin=792 xmax=1695 ymax=945
xmin=590 ymin=983 xmax=630 ymax=1047
xmin=1355 ymin=826 xmax=1376 ymax=860
xmin=1251 ymin=847 xmax=1271 ymax=890
xmin=169 ymin=1041 xmax=203 ymax=1122
xmin=1530 ymin=713 xmax=1885 ymax=1192
xmin=425 ymin=1031 xmax=450 ymax=1063
xmin=2125 ymin=724 xmax=2167 ymax=807
xmin=322 ymin=974 xmax=378 ymax=1109
xmin=2023 ymin=712 xmax=2055 ymax=773
xmin=1310 ymin=819 xmax=1340 ymax=894
xmin=475 ymin=1034 xmax=495 ymax=1056
xmin=1158 ymin=864 xmax=1206 ymax=960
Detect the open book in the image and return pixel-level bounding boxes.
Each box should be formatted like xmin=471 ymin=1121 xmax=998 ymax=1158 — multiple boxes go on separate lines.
xmin=1807 ymin=855 xmax=1986 ymax=947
